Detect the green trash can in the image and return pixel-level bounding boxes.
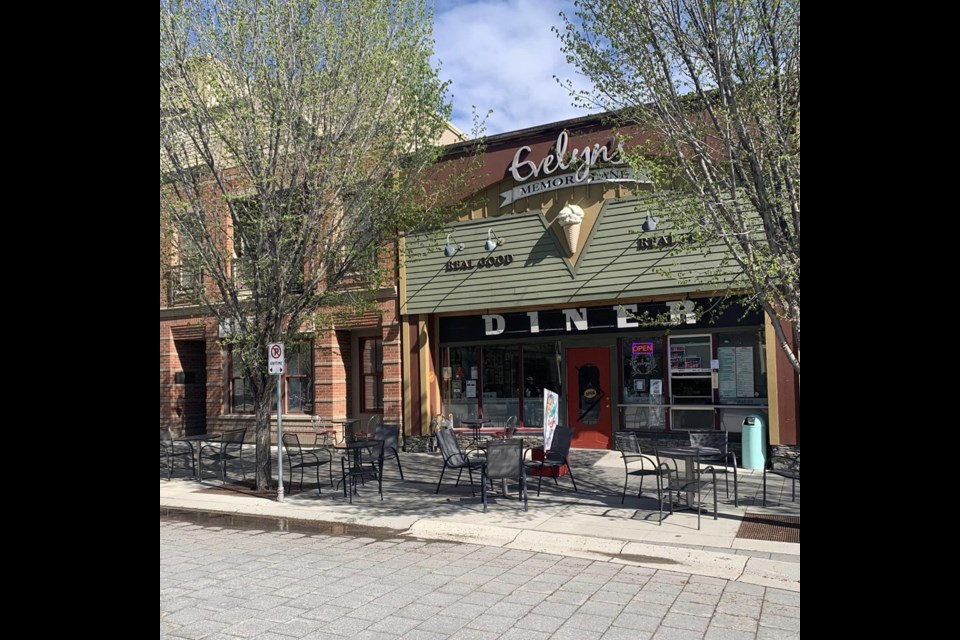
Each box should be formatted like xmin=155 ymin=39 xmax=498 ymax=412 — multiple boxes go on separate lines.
xmin=741 ymin=415 xmax=767 ymax=470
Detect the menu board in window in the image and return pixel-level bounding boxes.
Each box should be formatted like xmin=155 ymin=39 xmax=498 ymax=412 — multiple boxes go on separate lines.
xmin=718 ymin=348 xmax=737 ymax=400
xmin=735 ymin=347 xmax=754 ymax=398
xmin=718 ymin=346 xmax=755 ymax=399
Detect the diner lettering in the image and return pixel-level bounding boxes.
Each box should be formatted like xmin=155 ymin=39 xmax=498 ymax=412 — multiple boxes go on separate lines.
xmin=439 ymin=300 xmax=761 ymax=343
xmin=481 ymin=303 xmax=691 ymax=336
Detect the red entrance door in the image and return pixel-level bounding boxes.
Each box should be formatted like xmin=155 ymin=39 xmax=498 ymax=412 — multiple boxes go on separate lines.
xmin=566 ymin=347 xmax=613 ymax=449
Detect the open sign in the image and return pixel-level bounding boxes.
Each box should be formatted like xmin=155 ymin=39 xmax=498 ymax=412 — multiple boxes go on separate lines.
xmin=631 ymin=342 xmax=654 ymax=356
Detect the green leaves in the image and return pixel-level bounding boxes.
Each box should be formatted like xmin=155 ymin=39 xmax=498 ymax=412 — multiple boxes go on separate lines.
xmin=160 ymin=1 xmax=463 ymax=488
xmin=557 ymin=0 xmax=800 ymax=374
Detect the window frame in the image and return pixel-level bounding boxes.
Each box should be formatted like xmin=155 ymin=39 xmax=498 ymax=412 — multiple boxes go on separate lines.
xmin=360 ymin=337 xmax=384 ymax=413
xmin=283 ymin=342 xmax=313 ymax=414
xmin=227 ymin=340 xmax=313 ymax=415
xmin=228 ymin=350 xmax=255 ymax=415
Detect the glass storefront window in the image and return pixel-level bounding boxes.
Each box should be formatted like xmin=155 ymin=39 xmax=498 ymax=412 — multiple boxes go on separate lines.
xmin=522 ymin=343 xmax=562 ymax=427
xmin=669 ymin=335 xmax=714 ymax=430
xmin=481 ymin=345 xmax=519 ymax=423
xmin=716 ymin=330 xmax=767 ymax=405
xmin=717 ymin=329 xmax=768 ymax=432
xmin=442 ymin=346 xmax=479 ymax=422
xmin=620 ymin=337 xmax=666 ymax=429
xmin=442 ymin=342 xmax=561 ymax=427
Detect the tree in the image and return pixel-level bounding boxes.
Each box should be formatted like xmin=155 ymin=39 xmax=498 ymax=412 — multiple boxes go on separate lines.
xmin=160 ymin=0 xmax=461 ymax=490
xmin=558 ymin=0 xmax=800 ymax=374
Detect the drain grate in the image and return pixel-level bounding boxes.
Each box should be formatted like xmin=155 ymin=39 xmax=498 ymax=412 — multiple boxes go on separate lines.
xmin=736 ymin=512 xmax=800 ymax=543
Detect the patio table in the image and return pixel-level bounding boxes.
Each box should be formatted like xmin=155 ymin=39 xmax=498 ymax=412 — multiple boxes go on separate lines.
xmin=658 ymin=446 xmax=720 ymax=508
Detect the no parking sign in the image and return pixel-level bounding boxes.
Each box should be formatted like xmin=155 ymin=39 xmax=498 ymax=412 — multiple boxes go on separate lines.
xmin=268 ymin=342 xmax=284 ymax=375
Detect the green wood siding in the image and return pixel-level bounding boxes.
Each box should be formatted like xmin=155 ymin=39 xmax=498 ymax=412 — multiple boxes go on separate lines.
xmin=403 ymin=196 xmax=738 ymax=314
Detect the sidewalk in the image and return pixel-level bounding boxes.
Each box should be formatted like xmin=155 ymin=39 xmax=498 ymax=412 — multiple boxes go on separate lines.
xmin=160 ymin=448 xmax=799 ymax=592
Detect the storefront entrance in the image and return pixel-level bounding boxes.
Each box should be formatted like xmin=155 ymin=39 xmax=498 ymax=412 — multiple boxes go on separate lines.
xmin=566 ymin=347 xmax=612 ymax=449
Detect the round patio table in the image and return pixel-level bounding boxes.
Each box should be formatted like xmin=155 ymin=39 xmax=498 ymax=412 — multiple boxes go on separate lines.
xmin=657 ymin=446 xmax=720 ymax=508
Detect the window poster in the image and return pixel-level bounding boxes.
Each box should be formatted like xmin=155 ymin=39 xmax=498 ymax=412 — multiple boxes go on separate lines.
xmin=735 ymin=347 xmax=754 ymax=398
xmin=670 ymin=346 xmax=686 ymax=370
xmin=649 ymin=379 xmax=663 ymax=396
xmin=470 ymin=366 xmax=478 ymax=380
xmin=543 ymin=388 xmax=559 ymax=450
xmin=466 ymin=380 xmax=477 ymax=398
xmin=718 ymin=348 xmax=737 ymax=399
xmin=442 ymin=366 xmax=452 ymax=381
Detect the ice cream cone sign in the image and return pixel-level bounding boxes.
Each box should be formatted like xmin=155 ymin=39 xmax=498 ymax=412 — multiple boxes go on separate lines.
xmin=557 ymin=204 xmax=585 ymax=256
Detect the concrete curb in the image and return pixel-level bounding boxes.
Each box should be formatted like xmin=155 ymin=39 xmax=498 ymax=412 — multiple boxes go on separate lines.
xmin=402 ymin=520 xmax=799 ymax=592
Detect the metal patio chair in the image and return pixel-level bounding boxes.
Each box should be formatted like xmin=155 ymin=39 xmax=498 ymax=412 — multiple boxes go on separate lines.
xmin=492 ymin=415 xmax=518 ymax=439
xmin=524 ymin=425 xmax=577 ymax=496
xmin=199 ymin=428 xmax=247 ymax=483
xmin=160 ymin=427 xmax=195 ymax=480
xmin=341 ymin=440 xmax=383 ymax=504
xmin=763 ymin=453 xmax=800 ymax=506
xmin=481 ymin=439 xmax=528 ymax=512
xmin=370 ymin=423 xmax=404 ymax=480
xmin=689 ymin=431 xmax=739 ymax=506
xmin=435 ymin=426 xmax=485 ymax=497
xmin=614 ymin=432 xmax=670 ymax=508
xmin=655 ymin=447 xmax=718 ymax=530
xmin=282 ymin=432 xmax=333 ymax=495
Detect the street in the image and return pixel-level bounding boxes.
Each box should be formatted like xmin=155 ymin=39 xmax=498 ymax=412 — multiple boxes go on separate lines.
xmin=160 ymin=516 xmax=800 ymax=639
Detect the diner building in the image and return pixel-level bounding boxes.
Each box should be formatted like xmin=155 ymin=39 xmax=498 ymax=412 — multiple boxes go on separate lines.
xmin=400 ymin=114 xmax=799 ymax=450
xmin=159 ymin=112 xmax=799 ymax=453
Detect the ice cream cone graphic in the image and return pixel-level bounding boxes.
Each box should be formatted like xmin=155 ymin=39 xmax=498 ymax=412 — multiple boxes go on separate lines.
xmin=557 ymin=204 xmax=585 ymax=256
xmin=563 ymin=222 xmax=581 ymax=254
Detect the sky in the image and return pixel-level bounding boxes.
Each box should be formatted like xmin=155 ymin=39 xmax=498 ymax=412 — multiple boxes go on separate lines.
xmin=433 ymin=0 xmax=599 ymax=137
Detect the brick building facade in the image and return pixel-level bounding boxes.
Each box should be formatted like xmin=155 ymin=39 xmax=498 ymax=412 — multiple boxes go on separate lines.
xmin=159 ymin=285 xmax=404 ymax=443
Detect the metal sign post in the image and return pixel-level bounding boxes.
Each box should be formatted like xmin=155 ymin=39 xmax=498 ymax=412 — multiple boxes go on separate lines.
xmin=268 ymin=342 xmax=285 ymax=502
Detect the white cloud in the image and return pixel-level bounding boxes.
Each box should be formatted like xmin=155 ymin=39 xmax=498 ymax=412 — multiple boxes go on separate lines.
xmin=434 ymin=0 xmax=598 ymax=136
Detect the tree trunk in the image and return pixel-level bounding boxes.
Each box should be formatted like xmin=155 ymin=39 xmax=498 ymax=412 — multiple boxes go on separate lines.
xmin=254 ymin=397 xmax=273 ymax=490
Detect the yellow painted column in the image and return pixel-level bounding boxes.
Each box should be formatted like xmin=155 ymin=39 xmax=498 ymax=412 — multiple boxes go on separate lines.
xmin=764 ymin=316 xmax=781 ymax=446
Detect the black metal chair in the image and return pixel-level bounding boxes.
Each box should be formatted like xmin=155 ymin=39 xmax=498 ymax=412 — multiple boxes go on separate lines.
xmin=497 ymin=415 xmax=518 ymax=439
xmin=524 ymin=425 xmax=577 ymax=496
xmin=763 ymin=453 xmax=800 ymax=506
xmin=341 ymin=441 xmax=383 ymax=503
xmin=282 ymin=433 xmax=332 ymax=495
xmin=614 ymin=432 xmax=671 ymax=508
xmin=199 ymin=428 xmax=247 ymax=483
xmin=689 ymin=431 xmax=739 ymax=506
xmin=160 ymin=427 xmax=195 ymax=479
xmin=435 ymin=427 xmax=484 ymax=497
xmin=365 ymin=414 xmax=382 ymax=437
xmin=311 ymin=415 xmax=339 ymax=446
xmin=370 ymin=423 xmax=404 ymax=480
xmin=481 ymin=439 xmax=528 ymax=512
xmin=656 ymin=448 xmax=718 ymax=530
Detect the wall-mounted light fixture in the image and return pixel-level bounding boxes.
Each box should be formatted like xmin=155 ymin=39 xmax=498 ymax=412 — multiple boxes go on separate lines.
xmin=444 ymin=233 xmax=464 ymax=257
xmin=485 ymin=229 xmax=504 ymax=252
xmin=642 ymin=214 xmax=658 ymax=232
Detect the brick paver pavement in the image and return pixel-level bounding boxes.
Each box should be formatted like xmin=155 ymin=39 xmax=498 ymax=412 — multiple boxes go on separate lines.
xmin=161 ymin=519 xmax=799 ymax=640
